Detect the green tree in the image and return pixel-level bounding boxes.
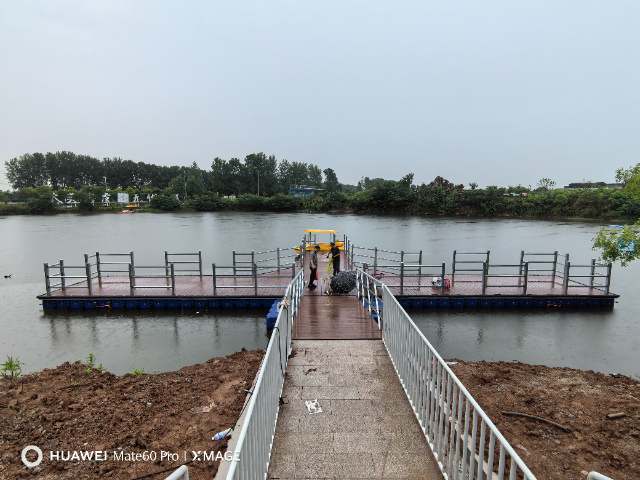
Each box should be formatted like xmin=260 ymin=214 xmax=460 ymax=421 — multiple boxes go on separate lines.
xmin=624 ymin=173 xmax=640 ymax=198
xmin=615 ymin=164 xmax=640 ymax=185
xmin=323 ymin=168 xmax=340 ymax=192
xmin=536 ymin=178 xmax=556 ymax=191
xmin=592 ymin=222 xmax=640 ymax=266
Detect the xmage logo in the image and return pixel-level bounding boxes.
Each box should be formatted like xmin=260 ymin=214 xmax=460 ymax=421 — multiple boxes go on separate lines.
xmin=22 ymin=445 xmax=43 ymax=468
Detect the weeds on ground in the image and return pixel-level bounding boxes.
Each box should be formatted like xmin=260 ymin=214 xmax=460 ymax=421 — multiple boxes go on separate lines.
xmin=1 ymin=356 xmax=25 ymax=379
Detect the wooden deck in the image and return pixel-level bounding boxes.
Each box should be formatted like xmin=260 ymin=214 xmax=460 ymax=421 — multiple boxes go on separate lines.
xmin=292 ymin=295 xmax=382 ymax=340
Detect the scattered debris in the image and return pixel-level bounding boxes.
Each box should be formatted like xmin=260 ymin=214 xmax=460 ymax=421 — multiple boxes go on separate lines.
xmin=606 ymin=412 xmax=626 ymax=420
xmin=501 ymin=411 xmax=570 ymax=432
xmin=305 ymin=399 xmax=323 ymax=414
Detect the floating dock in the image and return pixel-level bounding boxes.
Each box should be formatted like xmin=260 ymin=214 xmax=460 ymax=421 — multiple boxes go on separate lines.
xmin=37 ymin=235 xmax=618 ymax=309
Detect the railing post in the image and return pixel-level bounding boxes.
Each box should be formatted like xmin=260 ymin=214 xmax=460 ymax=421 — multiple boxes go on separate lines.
xmin=519 ymin=250 xmax=524 ymax=276
xmin=164 ymin=251 xmax=169 ymax=277
xmin=523 ymin=262 xmax=529 ymax=294
xmin=198 ymin=250 xmax=203 ymax=276
xmin=419 ymin=250 xmax=423 ymax=277
xmin=605 ymin=263 xmax=612 ymax=295
xmin=212 ymin=263 xmax=217 ymax=295
xmin=374 ymin=247 xmax=378 ymax=273
xmin=129 ymin=264 xmax=134 ymax=296
xmin=486 ymin=250 xmax=491 ymax=267
xmin=130 ymin=251 xmax=135 ymax=267
xmin=452 ymin=250 xmax=457 ymax=276
xmin=400 ymin=262 xmax=404 ymax=295
xmin=363 ymin=262 xmax=368 ymax=273
xmin=253 ymin=263 xmax=258 ymax=295
xmin=171 ymin=263 xmax=176 ymax=295
xmin=401 ymin=250 xmax=404 ymax=265
xmin=351 ymin=243 xmax=354 ymax=264
xmin=96 ymin=252 xmax=102 ymax=279
xmin=590 ymin=258 xmax=596 ymax=288
xmin=85 ymin=263 xmax=93 ymax=295
xmin=59 ymin=259 xmax=66 ymax=290
xmin=251 ymin=250 xmax=255 ymax=269
xmin=292 ymin=262 xmax=295 ymax=279
xmin=481 ymin=261 xmax=486 ymax=295
xmin=441 ymin=262 xmax=446 ymax=295
xmin=277 ymin=247 xmax=281 ymax=274
xmin=563 ymin=261 xmax=570 ymax=294
xmin=553 ymin=250 xmax=559 ymax=276
xmin=44 ymin=263 xmax=51 ymax=295
xmin=233 ymin=250 xmax=236 ymax=275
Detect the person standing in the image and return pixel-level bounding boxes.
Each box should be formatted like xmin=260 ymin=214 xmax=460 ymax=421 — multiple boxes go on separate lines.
xmin=326 ymin=242 xmax=341 ymax=275
xmin=308 ymin=245 xmax=320 ymax=288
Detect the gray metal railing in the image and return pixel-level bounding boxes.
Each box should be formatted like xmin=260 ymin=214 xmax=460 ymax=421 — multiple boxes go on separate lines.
xmin=90 ymin=251 xmax=134 ymax=278
xmin=225 ymin=269 xmax=304 ymax=480
xmin=363 ymin=262 xmax=447 ymax=295
xmin=165 ymin=251 xmax=202 ymax=276
xmin=483 ymin=262 xmax=529 ymax=295
xmin=453 ymin=250 xmax=490 ymax=275
xmin=212 ymin=263 xmax=296 ymax=295
xmin=129 ymin=264 xmax=175 ymax=296
xmin=519 ymin=251 xmax=558 ymax=277
xmin=44 ymin=260 xmax=96 ymax=295
xmin=380 ymin=282 xmax=537 ymax=480
xmin=562 ymin=261 xmax=612 ymax=295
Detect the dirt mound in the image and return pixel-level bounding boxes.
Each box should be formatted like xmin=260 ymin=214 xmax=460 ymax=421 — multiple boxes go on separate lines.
xmin=0 ymin=349 xmax=264 ymax=479
xmin=449 ymin=360 xmax=640 ymax=480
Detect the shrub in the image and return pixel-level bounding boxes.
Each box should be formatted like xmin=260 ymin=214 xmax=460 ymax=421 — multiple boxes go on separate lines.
xmin=267 ymin=194 xmax=302 ymax=211
xmin=150 ymin=194 xmax=181 ymax=211
xmin=190 ymin=194 xmax=223 ymax=211
xmin=237 ymin=194 xmax=266 ymax=211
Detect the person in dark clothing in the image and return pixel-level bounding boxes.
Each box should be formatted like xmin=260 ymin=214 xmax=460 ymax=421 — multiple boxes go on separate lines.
xmin=308 ymin=245 xmax=320 ymax=288
xmin=326 ymin=242 xmax=341 ymax=275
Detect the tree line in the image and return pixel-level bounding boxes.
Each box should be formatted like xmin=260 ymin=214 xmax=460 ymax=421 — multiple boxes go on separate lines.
xmin=4 ymin=151 xmax=343 ymax=197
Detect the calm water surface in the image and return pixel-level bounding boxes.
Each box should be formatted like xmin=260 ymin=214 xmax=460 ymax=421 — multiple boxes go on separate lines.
xmin=0 ymin=213 xmax=637 ymax=375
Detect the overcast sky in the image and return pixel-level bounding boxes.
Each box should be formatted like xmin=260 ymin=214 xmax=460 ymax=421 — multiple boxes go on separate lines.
xmin=1 ymin=1 xmax=638 ymax=189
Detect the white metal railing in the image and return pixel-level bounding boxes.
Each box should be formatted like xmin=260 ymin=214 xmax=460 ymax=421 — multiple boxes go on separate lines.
xmin=381 ymin=283 xmax=537 ymax=480
xmin=225 ymin=268 xmax=304 ymax=480
xmin=588 ymin=472 xmax=614 ymax=480
xmin=164 ymin=465 xmax=189 ymax=480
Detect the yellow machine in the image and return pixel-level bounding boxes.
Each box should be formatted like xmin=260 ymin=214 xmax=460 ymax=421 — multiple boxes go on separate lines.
xmin=294 ymin=229 xmax=344 ymax=253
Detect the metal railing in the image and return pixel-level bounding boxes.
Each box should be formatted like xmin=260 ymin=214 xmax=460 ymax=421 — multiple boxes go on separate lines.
xmin=90 ymin=252 xmax=134 ymax=278
xmin=363 ymin=262 xmax=447 ymax=295
xmin=129 ymin=264 xmax=175 ymax=296
xmin=165 ymin=251 xmax=202 ymax=276
xmin=225 ymin=269 xmax=305 ymax=480
xmin=519 ymin=251 xmax=558 ymax=277
xmin=233 ymin=248 xmax=298 ymax=275
xmin=355 ymin=268 xmax=384 ymax=327
xmin=452 ymin=250 xmax=490 ymax=275
xmin=562 ymin=261 xmax=612 ymax=295
xmin=164 ymin=465 xmax=189 ymax=480
xmin=381 ymin=283 xmax=537 ymax=480
xmin=212 ymin=263 xmax=297 ymax=295
xmin=483 ymin=262 xmax=529 ymax=295
xmin=346 ymin=239 xmax=423 ymax=274
xmin=44 ymin=260 xmax=95 ymax=295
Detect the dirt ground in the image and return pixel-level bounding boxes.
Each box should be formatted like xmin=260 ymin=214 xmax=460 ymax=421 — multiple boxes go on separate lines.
xmin=0 ymin=349 xmax=264 ymax=480
xmin=448 ymin=360 xmax=640 ymax=480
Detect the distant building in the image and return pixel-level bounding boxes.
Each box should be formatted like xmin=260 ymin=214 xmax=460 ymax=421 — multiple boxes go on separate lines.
xmin=563 ymin=182 xmax=623 ymax=189
xmin=289 ymin=185 xmax=322 ymax=196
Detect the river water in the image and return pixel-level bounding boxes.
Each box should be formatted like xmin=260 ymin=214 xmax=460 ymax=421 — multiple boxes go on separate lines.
xmin=0 ymin=213 xmax=637 ymax=376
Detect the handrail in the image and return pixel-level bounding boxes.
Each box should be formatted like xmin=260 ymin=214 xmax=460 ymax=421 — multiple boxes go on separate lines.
xmin=166 ymin=251 xmax=202 ymax=276
xmin=44 ymin=261 xmax=95 ymax=295
xmin=379 ymin=280 xmax=537 ymax=480
xmin=225 ymin=269 xmax=304 ymax=480
xmin=129 ymin=264 xmax=175 ymax=295
xmin=212 ymin=263 xmax=296 ymax=295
